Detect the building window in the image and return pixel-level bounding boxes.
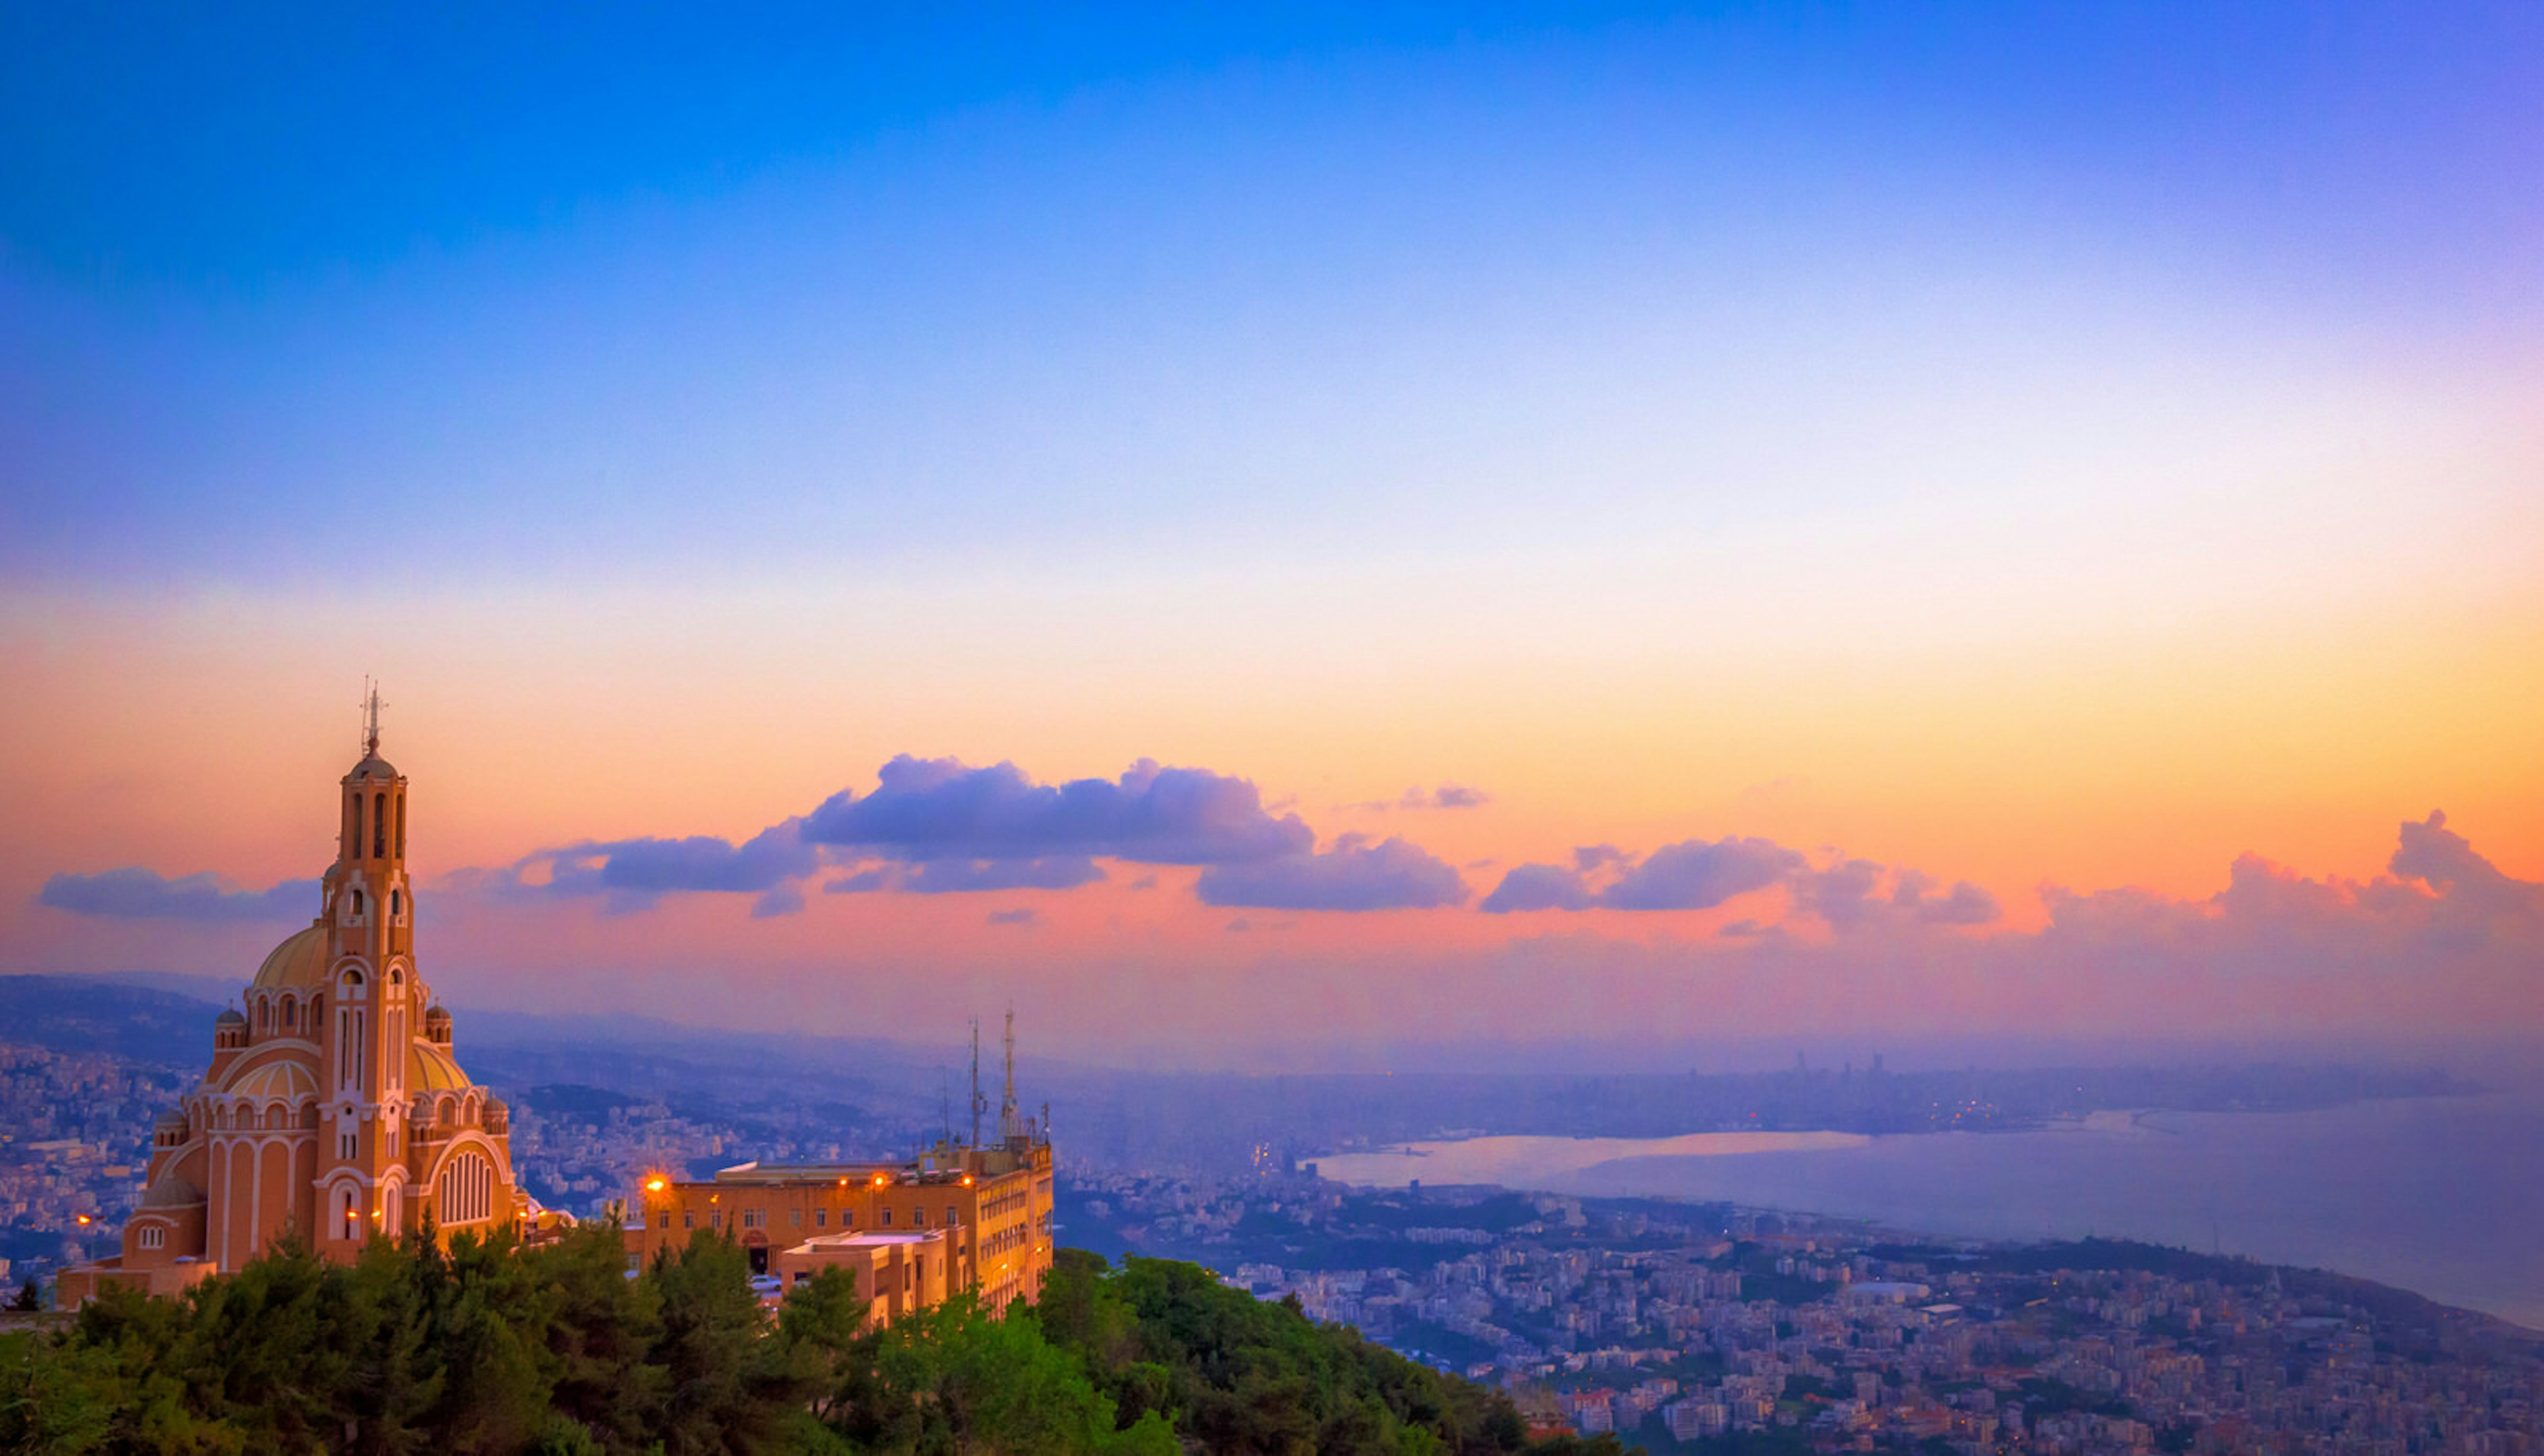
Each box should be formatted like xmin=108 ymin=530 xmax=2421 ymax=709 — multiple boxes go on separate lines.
xmin=814 ymin=1209 xmax=826 ymax=1227
xmin=396 ymin=795 xmax=406 ymax=857
xmin=391 ymin=888 xmax=402 ymax=918
xmin=879 ymin=1207 xmax=892 ymax=1227
xmin=789 ymin=1208 xmax=802 ymax=1227
xmin=437 ymin=1151 xmax=494 ymax=1223
xmin=947 ymin=1206 xmax=959 ymax=1227
xmin=912 ymin=1206 xmax=926 ymax=1227
xmin=373 ymin=792 xmax=387 ymax=857
xmin=340 ymin=1132 xmax=356 ymax=1159
xmin=741 ymin=1209 xmax=761 ymax=1229
xmin=682 ymin=1210 xmax=694 ymax=1229
xmin=655 ymin=1212 xmax=670 ymax=1229
xmin=138 ymin=1225 xmax=164 ymax=1250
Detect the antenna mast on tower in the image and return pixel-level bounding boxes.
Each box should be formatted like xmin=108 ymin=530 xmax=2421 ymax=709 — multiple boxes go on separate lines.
xmin=968 ymin=1018 xmax=986 ymax=1149
xmin=1000 ymin=1007 xmax=1018 ymax=1142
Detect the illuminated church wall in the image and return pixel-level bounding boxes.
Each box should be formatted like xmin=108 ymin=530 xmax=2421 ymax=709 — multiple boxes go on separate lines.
xmin=62 ymin=698 xmax=527 ymax=1304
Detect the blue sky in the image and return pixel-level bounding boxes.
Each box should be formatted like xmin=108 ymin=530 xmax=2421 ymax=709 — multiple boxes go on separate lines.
xmin=5 ymin=3 xmax=2538 ymax=586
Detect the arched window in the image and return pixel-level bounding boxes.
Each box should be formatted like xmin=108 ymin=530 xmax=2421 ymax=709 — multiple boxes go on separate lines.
xmin=372 ymin=792 xmax=387 ymax=857
xmin=437 ymin=1151 xmax=494 ymax=1224
xmin=339 ymin=1008 xmax=365 ymax=1087
xmin=396 ymin=794 xmax=406 ymax=857
xmin=350 ymin=888 xmax=365 ymax=919
xmin=282 ymin=997 xmax=295 ymax=1031
xmin=337 ymin=1185 xmax=359 ymax=1240
xmin=351 ymin=793 xmax=364 ymax=858
xmin=383 ymin=1181 xmax=403 ymax=1236
xmin=391 ymin=888 xmax=402 ymax=919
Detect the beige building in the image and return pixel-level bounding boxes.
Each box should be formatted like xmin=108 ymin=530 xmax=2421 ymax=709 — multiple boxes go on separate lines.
xmin=770 ymin=1229 xmax=952 ymax=1327
xmin=60 ymin=698 xmax=527 ymax=1305
xmin=627 ymin=1133 xmax=1055 ymax=1319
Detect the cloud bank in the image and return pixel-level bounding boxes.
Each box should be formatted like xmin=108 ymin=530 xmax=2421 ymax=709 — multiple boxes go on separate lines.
xmin=38 ymin=868 xmax=319 ymax=923
xmin=433 ymin=755 xmax=1456 ymax=915
xmin=1196 ymin=834 xmax=1469 ymax=911
xmin=805 ymin=756 xmax=1310 ymax=864
xmin=1482 ymin=834 xmax=2001 ymax=931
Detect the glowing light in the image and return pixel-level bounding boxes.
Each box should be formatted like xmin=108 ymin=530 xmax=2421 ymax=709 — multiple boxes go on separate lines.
xmin=645 ymin=1177 xmax=667 ymax=1192
xmin=75 ymin=1214 xmax=92 ymax=1225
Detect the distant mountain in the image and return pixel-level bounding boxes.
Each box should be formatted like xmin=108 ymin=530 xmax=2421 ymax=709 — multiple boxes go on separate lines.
xmin=0 ymin=973 xmax=223 ymax=1065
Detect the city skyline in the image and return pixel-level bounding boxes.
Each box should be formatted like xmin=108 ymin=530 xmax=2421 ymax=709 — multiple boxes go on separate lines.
xmin=5 ymin=5 xmax=2540 ymax=1063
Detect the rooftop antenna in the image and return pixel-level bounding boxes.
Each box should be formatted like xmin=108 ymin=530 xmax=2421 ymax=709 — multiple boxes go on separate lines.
xmin=969 ymin=1017 xmax=985 ymax=1149
xmin=361 ymin=678 xmax=385 ymax=757
xmin=939 ymin=1068 xmax=953 ymax=1148
xmin=1000 ymin=1006 xmax=1018 ymax=1141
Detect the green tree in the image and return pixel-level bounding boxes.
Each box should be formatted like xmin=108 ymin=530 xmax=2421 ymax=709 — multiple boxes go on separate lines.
xmin=647 ymin=1230 xmax=798 ymax=1455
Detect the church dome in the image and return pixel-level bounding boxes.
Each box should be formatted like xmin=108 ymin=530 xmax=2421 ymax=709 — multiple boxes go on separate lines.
xmin=222 ymin=1056 xmax=318 ymax=1102
xmin=140 ymin=1175 xmax=205 ymax=1209
xmin=346 ymin=753 xmax=400 ymax=782
xmin=215 ymin=1007 xmax=246 ymax=1027
xmin=409 ymin=1040 xmax=473 ymax=1093
xmin=252 ymin=923 xmax=330 ymax=988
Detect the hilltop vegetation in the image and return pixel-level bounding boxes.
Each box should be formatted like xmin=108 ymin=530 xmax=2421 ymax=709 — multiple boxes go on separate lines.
xmin=0 ymin=1225 xmax=1621 ymax=1455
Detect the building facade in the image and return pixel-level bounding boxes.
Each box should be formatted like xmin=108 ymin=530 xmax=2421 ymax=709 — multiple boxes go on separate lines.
xmin=627 ymin=1133 xmax=1055 ymax=1320
xmin=60 ymin=703 xmax=527 ymax=1304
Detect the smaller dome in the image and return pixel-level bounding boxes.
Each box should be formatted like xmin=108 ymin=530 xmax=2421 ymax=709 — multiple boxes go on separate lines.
xmin=223 ymin=1057 xmax=319 ymax=1102
xmin=346 ymin=753 xmax=401 ymax=782
xmin=154 ymin=1108 xmax=189 ymax=1131
xmin=215 ymin=1008 xmax=246 ymax=1027
xmin=140 ymin=1176 xmax=204 ymax=1210
xmin=409 ymin=1041 xmax=473 ymax=1093
xmin=424 ymin=1004 xmax=451 ymax=1024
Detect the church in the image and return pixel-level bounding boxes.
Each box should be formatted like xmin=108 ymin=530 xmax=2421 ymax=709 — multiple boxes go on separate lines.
xmin=59 ymin=700 xmax=526 ymax=1304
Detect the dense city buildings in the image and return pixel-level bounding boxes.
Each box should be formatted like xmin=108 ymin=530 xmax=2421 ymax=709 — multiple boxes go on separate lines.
xmin=54 ymin=703 xmax=531 ymax=1305
xmin=1069 ymin=1172 xmax=2544 ymax=1454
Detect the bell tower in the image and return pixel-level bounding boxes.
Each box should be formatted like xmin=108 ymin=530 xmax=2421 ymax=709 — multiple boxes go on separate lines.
xmin=313 ymin=682 xmax=421 ymax=1247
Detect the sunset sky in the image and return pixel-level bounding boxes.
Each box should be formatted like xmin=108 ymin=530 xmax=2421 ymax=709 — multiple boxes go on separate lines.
xmin=5 ymin=5 xmax=2539 ymax=1065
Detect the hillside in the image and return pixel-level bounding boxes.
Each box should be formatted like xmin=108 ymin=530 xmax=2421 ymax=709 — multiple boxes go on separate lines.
xmin=0 ymin=1225 xmax=1621 ymax=1455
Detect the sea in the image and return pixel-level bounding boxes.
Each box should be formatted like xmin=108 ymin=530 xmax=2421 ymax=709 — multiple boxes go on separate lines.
xmin=1314 ymin=1090 xmax=2544 ymax=1331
